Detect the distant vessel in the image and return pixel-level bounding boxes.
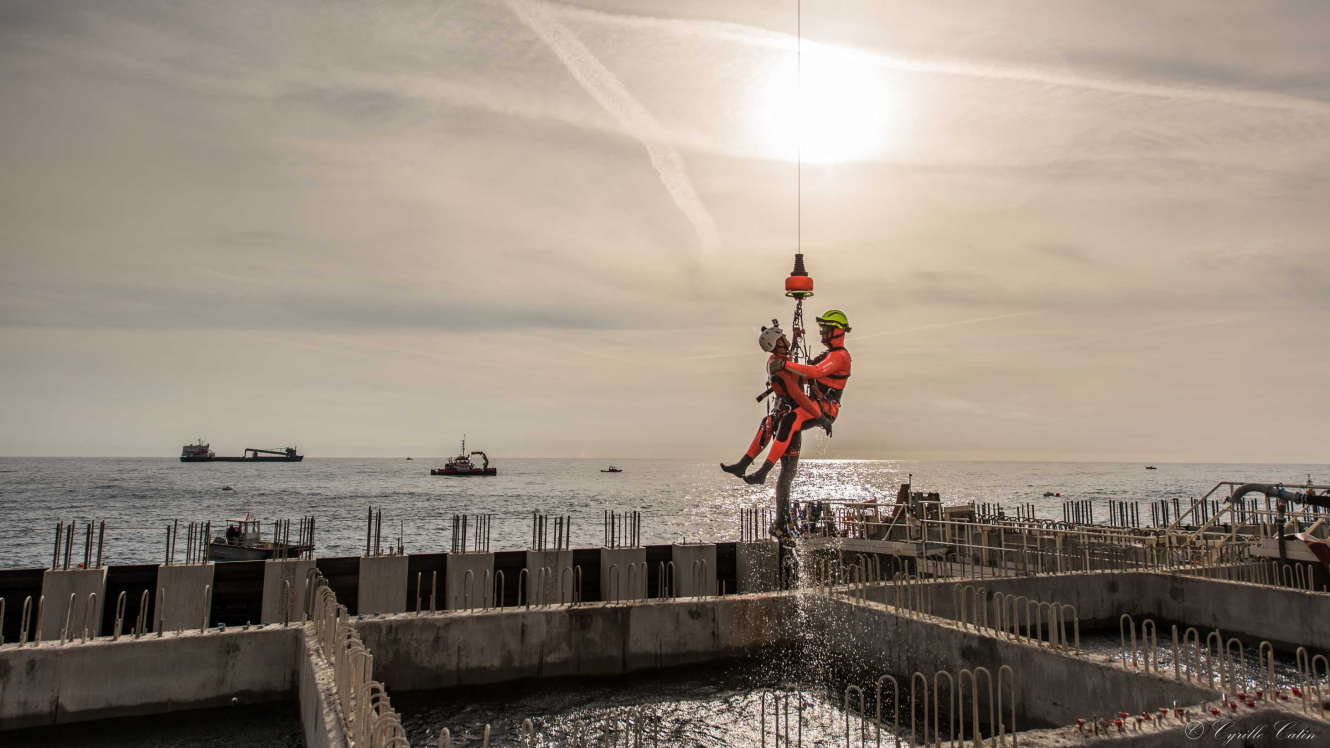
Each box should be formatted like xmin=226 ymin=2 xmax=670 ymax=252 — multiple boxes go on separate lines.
xmin=601 ymin=466 xmax=623 ymax=473
xmin=430 ymin=436 xmax=496 ymax=476
xmin=1146 ymin=466 xmax=1158 ymax=470
xmin=180 ymin=439 xmax=304 ymax=462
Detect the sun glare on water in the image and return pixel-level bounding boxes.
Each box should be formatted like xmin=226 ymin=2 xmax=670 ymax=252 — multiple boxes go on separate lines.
xmin=758 ymin=49 xmax=891 ymax=165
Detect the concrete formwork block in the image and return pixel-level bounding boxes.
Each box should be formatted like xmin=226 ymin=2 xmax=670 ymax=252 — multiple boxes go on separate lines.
xmin=599 ymin=547 xmax=647 ymax=601
xmin=524 ymin=550 xmax=574 ymax=605
xmin=446 ymin=552 xmax=494 ymax=610
xmin=736 ymin=541 xmax=779 ymax=594
xmin=39 ymin=568 xmax=107 ymax=641
xmin=357 ymin=555 xmax=409 ymax=616
xmin=260 ymin=559 xmax=316 ymax=624
xmin=672 ymin=544 xmax=718 ymax=598
xmin=155 ymin=563 xmax=215 ymax=632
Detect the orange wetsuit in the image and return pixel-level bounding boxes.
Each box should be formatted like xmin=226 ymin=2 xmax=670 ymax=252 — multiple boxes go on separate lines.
xmin=782 ymin=327 xmax=851 ymax=419
xmin=742 ymin=355 xmax=824 ymax=465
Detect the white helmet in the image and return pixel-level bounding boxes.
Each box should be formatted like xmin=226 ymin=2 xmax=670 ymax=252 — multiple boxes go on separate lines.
xmin=758 ymin=320 xmax=786 ymax=353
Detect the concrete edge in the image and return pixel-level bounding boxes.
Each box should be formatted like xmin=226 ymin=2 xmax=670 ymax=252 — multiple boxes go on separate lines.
xmin=299 ymin=624 xmax=351 ymax=748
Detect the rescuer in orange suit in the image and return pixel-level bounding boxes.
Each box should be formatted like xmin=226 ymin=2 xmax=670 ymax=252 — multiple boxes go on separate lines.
xmin=721 ymin=310 xmax=851 ymax=485
xmin=781 ymin=309 xmax=852 ymax=425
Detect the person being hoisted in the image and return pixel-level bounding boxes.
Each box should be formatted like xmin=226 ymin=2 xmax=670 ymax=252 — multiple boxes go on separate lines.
xmin=720 ymin=310 xmax=851 ymax=485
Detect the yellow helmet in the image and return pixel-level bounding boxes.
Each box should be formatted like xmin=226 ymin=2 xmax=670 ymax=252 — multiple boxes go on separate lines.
xmin=817 ymin=309 xmax=850 ymax=331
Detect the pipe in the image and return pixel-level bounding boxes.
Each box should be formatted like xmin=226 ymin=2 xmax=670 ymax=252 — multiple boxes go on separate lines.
xmin=1227 ymin=483 xmax=1320 ymax=566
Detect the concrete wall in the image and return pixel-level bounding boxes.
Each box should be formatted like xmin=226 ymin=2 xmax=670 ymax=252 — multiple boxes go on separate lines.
xmin=864 ymin=573 xmax=1140 ymax=626
xmin=815 ymin=595 xmax=1218 ymax=729
xmin=736 ymin=541 xmax=779 ymax=594
xmin=0 ymin=627 xmax=301 ymax=731
xmin=600 ymin=547 xmax=647 ymax=602
xmin=262 ymin=559 xmax=316 ymax=624
xmin=355 ymin=594 xmax=789 ymax=692
xmin=155 ymin=563 xmax=215 ymax=632
xmin=357 ymin=555 xmax=409 ymax=615
xmin=672 ymin=544 xmax=717 ymax=597
xmin=445 ymin=552 xmax=494 ymax=610
xmin=525 ymin=549 xmax=574 ymax=605
xmin=39 ymin=568 xmax=107 ymax=641
xmin=299 ymin=628 xmax=350 ymax=748
xmin=1135 ymin=574 xmax=1330 ymax=652
xmin=874 ymin=571 xmax=1330 ymax=651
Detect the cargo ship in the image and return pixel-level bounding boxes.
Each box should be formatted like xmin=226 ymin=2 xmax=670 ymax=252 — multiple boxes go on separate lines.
xmin=430 ymin=436 xmax=496 ymax=476
xmin=180 ymin=439 xmax=304 ymax=462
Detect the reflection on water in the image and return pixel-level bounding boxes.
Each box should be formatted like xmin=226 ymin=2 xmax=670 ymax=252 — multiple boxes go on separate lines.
xmin=4 ymin=701 xmax=302 ymax=748
xmin=5 ymin=457 xmax=1326 ymax=567
xmin=394 ymin=651 xmax=956 ymax=748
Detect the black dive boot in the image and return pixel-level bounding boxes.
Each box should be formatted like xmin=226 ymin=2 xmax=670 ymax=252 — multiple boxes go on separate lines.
xmin=720 ymin=455 xmax=754 ymax=477
xmin=744 ymin=459 xmax=776 ymax=485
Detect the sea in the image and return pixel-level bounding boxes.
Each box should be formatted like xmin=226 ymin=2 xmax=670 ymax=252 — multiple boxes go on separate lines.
xmin=0 ymin=457 xmax=1325 ymax=570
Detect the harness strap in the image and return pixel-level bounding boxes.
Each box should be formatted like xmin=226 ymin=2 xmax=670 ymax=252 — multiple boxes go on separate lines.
xmin=810 ymin=347 xmax=851 ymax=382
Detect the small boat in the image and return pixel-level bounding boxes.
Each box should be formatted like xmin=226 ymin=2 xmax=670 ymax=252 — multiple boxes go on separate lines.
xmin=406 ymin=457 xmax=413 ymax=460
xmin=1146 ymin=466 xmax=1158 ymax=470
xmin=430 ymin=436 xmax=497 ymax=476
xmin=601 ymin=466 xmax=623 ymax=473
xmin=208 ymin=515 xmax=314 ymax=561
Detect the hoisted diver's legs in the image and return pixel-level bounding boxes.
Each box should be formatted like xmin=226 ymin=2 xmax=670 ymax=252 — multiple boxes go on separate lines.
xmin=720 ymin=414 xmax=776 ymax=476
xmin=745 ymin=409 xmax=825 ymax=485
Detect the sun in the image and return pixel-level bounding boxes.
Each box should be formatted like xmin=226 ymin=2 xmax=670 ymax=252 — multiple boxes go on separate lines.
xmin=757 ymin=48 xmax=891 ymax=165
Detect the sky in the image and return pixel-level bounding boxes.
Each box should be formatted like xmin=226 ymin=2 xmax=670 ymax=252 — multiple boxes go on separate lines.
xmin=1 ymin=0 xmax=1327 ymax=461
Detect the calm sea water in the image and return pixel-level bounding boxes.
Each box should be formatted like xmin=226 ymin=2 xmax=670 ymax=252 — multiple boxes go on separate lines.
xmin=0 ymin=458 xmax=1325 ymax=569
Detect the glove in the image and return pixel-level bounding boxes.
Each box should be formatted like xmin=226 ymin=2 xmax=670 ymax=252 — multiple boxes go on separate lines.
xmin=816 ymin=415 xmax=834 ymax=437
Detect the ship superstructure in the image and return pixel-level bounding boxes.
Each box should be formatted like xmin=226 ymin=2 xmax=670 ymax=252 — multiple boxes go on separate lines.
xmin=180 ymin=439 xmax=303 ymax=462
xmin=430 ymin=436 xmax=496 ymax=476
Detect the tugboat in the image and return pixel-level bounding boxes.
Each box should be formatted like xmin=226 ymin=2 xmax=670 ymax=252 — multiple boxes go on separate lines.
xmin=601 ymin=466 xmax=623 ymax=473
xmin=430 ymin=437 xmax=497 ymax=476
xmin=180 ymin=439 xmax=303 ymax=462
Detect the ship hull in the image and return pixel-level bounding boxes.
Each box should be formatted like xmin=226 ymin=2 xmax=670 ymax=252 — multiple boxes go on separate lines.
xmin=430 ymin=468 xmax=497 ymax=476
xmin=207 ymin=541 xmax=313 ymax=561
xmin=181 ymin=456 xmax=304 ymax=462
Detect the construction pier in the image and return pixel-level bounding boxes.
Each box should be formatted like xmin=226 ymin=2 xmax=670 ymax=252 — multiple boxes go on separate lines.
xmin=2 ymin=482 xmax=1329 ymax=746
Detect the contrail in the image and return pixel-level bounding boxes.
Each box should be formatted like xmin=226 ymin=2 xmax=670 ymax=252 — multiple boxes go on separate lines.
xmin=505 ymin=332 xmax=639 ymax=365
xmin=502 ymin=0 xmax=721 ymax=253
xmin=1051 ymin=319 xmax=1228 ymax=348
xmin=545 ymin=1 xmax=1330 ymax=118
xmin=855 ymin=311 xmax=1043 ymax=341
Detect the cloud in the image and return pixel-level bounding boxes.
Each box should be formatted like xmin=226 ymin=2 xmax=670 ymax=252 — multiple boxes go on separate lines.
xmin=1 ymin=0 xmax=1328 ymax=461
xmin=546 ymin=0 xmax=1330 ymax=118
xmin=1032 ymin=244 xmax=1098 ymax=264
xmin=854 ymin=311 xmax=1044 ymax=342
xmin=501 ymin=0 xmax=721 ymax=254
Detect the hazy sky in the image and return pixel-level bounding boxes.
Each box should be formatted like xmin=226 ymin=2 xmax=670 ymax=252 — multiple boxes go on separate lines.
xmin=2 ymin=0 xmax=1327 ymax=461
